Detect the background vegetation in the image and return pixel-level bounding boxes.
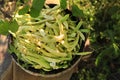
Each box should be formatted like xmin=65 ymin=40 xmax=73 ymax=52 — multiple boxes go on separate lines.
xmin=71 ymin=0 xmax=120 ymax=80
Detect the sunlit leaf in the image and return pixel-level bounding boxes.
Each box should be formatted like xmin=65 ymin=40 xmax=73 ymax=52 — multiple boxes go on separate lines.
xmin=60 ymin=14 xmax=69 ymax=22
xmin=113 ymin=43 xmax=119 ymax=56
xmin=73 ymin=52 xmax=92 ymax=55
xmin=78 ymin=31 xmax=85 ymax=41
xmin=74 ymin=21 xmax=83 ymax=31
xmin=80 ymin=29 xmax=90 ymax=33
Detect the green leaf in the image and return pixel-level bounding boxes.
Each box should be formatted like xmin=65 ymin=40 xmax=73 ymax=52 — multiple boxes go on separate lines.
xmin=18 ymin=5 xmax=30 ymax=15
xmin=0 ymin=21 xmax=9 ymax=35
xmin=113 ymin=43 xmax=119 ymax=56
xmin=106 ymin=30 xmax=114 ymax=42
xmin=0 ymin=20 xmax=19 ymax=35
xmin=60 ymin=14 xmax=69 ymax=22
xmin=72 ymin=4 xmax=84 ymax=17
xmin=74 ymin=21 xmax=83 ymax=31
xmin=30 ymin=7 xmax=39 ymax=18
xmin=9 ymin=20 xmax=19 ymax=33
xmin=108 ymin=6 xmax=120 ymax=15
xmin=78 ymin=31 xmax=85 ymax=41
xmin=95 ymin=47 xmax=113 ymax=66
xmin=80 ymin=29 xmax=90 ymax=33
xmin=73 ymin=52 xmax=92 ymax=55
xmin=60 ymin=0 xmax=67 ymax=9
xmin=30 ymin=0 xmax=45 ymax=17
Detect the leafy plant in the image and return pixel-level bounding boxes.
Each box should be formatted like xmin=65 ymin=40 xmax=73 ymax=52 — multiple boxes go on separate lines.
xmin=0 ymin=0 xmax=91 ymax=73
xmin=9 ymin=4 xmax=91 ymax=72
xmin=70 ymin=0 xmax=120 ymax=80
xmin=0 ymin=19 xmax=19 ymax=35
xmin=80 ymin=0 xmax=120 ymax=79
xmin=0 ymin=0 xmax=88 ymax=35
xmin=90 ymin=0 xmax=120 ymax=66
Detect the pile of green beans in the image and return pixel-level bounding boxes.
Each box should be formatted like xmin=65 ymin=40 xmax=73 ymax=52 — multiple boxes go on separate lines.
xmin=9 ymin=5 xmax=87 ymax=71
